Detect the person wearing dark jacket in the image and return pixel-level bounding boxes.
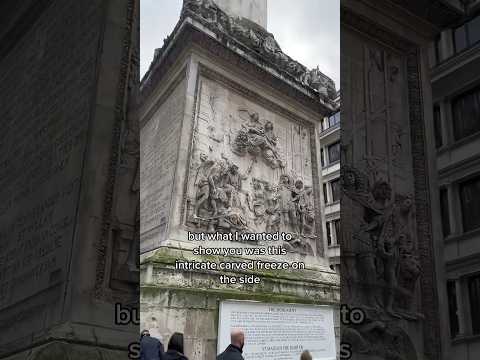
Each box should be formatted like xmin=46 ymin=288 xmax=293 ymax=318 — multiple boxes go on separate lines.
xmin=140 ymin=329 xmax=164 ymax=360
xmin=216 ymin=329 xmax=245 ymax=360
xmin=300 ymin=350 xmax=313 ymax=360
xmin=163 ymin=332 xmax=189 ymax=360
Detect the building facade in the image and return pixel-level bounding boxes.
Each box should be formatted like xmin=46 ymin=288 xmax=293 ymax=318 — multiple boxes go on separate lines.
xmin=429 ymin=2 xmax=480 ymax=358
xmin=320 ymin=92 xmax=341 ymax=272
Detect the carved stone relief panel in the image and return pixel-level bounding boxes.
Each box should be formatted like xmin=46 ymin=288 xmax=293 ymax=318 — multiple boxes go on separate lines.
xmin=341 ymin=24 xmax=427 ymax=360
xmin=185 ymin=75 xmax=318 ymax=255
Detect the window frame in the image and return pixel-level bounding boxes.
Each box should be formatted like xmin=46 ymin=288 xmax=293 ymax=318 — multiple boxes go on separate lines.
xmin=327 ymin=141 xmax=341 ymax=165
xmin=459 ymin=174 xmax=480 ymax=232
xmin=452 ymin=13 xmax=480 ymax=55
xmin=451 ymin=84 xmax=480 ymax=142
xmin=468 ymin=274 xmax=480 ymax=334
xmin=330 ymin=179 xmax=341 ymax=203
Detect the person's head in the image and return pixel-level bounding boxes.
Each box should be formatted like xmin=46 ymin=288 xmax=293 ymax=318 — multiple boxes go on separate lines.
xmin=168 ymin=332 xmax=184 ymax=354
xmin=280 ymin=174 xmax=291 ymax=186
xmin=295 ymin=179 xmax=304 ymax=190
xmin=372 ymin=180 xmax=392 ymax=203
xmin=230 ymin=328 xmax=245 ymax=350
xmin=141 ymin=329 xmax=150 ymax=338
xmin=300 ymin=350 xmax=313 ymax=360
xmin=344 ymin=170 xmax=356 ymax=188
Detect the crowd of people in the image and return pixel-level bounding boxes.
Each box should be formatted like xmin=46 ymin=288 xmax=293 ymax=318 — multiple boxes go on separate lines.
xmin=140 ymin=329 xmax=315 ymax=360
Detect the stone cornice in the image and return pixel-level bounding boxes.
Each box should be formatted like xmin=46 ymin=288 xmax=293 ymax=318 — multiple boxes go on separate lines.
xmin=140 ymin=0 xmax=337 ymax=112
xmin=140 ymin=19 xmax=336 ymax=115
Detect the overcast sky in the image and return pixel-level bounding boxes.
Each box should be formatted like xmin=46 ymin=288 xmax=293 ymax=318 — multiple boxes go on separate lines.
xmin=140 ymin=0 xmax=340 ymax=89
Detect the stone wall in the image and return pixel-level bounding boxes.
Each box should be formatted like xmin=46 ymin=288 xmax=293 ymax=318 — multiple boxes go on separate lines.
xmin=0 ymin=0 xmax=104 ymax=351
xmin=140 ymin=248 xmax=339 ymax=360
xmin=140 ymin=78 xmax=187 ymax=252
xmin=0 ymin=0 xmax=139 ymax=357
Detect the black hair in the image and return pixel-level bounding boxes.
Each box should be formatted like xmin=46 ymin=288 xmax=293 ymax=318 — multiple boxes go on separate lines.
xmin=168 ymin=332 xmax=184 ymax=353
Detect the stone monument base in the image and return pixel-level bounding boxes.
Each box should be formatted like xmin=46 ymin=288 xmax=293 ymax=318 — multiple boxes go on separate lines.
xmin=140 ymin=248 xmax=339 ymax=360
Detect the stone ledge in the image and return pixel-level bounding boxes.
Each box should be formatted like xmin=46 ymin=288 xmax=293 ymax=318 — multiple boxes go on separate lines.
xmin=0 ymin=340 xmax=129 ymax=360
xmin=141 ymin=247 xmax=340 ymax=287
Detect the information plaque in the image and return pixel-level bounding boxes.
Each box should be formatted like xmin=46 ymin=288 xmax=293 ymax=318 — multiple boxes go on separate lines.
xmin=217 ymin=300 xmax=336 ymax=360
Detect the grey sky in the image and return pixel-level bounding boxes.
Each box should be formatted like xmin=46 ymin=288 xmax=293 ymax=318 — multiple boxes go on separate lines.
xmin=140 ymin=0 xmax=340 ymax=89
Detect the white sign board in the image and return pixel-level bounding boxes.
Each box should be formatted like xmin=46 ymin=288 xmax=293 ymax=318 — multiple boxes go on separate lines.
xmin=217 ymin=300 xmax=336 ymax=360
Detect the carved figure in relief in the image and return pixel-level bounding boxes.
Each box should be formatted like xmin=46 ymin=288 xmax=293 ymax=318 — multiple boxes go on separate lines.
xmin=282 ymin=232 xmax=314 ymax=256
xmin=342 ymin=321 xmax=418 ymax=360
xmin=299 ymin=186 xmax=315 ymax=236
xmin=278 ymin=174 xmax=296 ymax=230
xmin=397 ymin=233 xmax=420 ymax=304
xmin=191 ymin=154 xmax=252 ymax=233
xmin=222 ymin=155 xmax=253 ymax=209
xmin=194 ymin=153 xmax=215 ymax=218
xmin=189 ymin=154 xmax=317 ymax=253
xmin=247 ymin=179 xmax=266 ymax=225
xmin=232 ymin=111 xmax=284 ymax=169
xmin=344 ymin=164 xmax=422 ymax=318
xmin=309 ymin=66 xmax=336 ymax=98
xmin=291 ymin=179 xmax=305 ymax=234
xmin=363 ymin=180 xmax=393 ymax=311
xmin=208 ymin=159 xmax=229 ymax=217
xmin=264 ymin=183 xmax=280 ymax=233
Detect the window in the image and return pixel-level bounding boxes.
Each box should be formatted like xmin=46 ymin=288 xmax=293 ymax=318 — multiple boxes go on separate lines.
xmin=453 ymin=14 xmax=480 ymax=54
xmin=470 ymin=15 xmax=480 ymax=45
xmin=434 ymin=35 xmax=441 ymax=63
xmin=452 ymin=85 xmax=480 ymax=141
xmin=326 ymin=222 xmax=332 ymax=246
xmin=321 ymin=148 xmax=325 ymax=167
xmin=454 ymin=24 xmax=467 ymax=53
xmin=440 ymin=188 xmax=450 ymax=237
xmin=447 ymin=280 xmax=459 ymax=338
xmin=468 ymin=274 xmax=480 ymax=334
xmin=331 ymin=179 xmax=340 ymax=202
xmin=433 ymin=105 xmax=443 ymax=148
xmin=328 ymin=141 xmax=340 ymax=164
xmin=460 ymin=175 xmax=480 ymax=232
xmin=323 ymin=183 xmax=328 ymax=204
xmin=333 ymin=219 xmax=340 ymax=244
xmin=328 ymin=112 xmax=340 ymax=128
